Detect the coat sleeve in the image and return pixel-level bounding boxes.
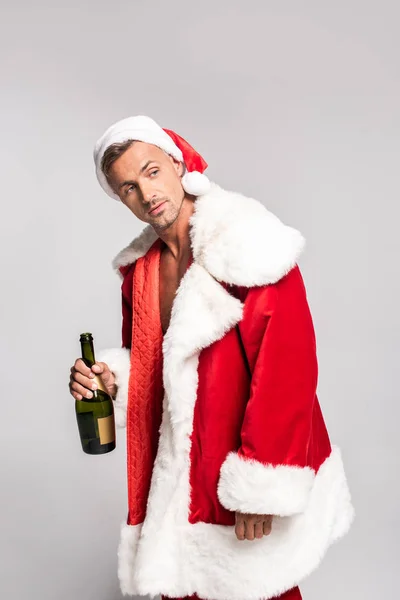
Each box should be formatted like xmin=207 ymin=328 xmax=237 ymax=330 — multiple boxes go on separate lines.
xmin=217 ymin=265 xmax=319 ymax=517
xmin=95 ymin=264 xmax=133 ymax=428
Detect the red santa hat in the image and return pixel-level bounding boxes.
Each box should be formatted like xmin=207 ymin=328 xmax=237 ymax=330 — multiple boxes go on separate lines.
xmin=93 ymin=115 xmax=211 ymax=201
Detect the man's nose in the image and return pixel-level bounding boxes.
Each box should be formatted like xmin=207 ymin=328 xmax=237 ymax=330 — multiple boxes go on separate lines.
xmin=140 ymin=182 xmax=157 ymax=204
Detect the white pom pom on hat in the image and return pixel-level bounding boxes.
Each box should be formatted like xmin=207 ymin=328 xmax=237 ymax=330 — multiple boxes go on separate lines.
xmin=93 ymin=115 xmax=211 ymax=201
xmin=181 ymin=170 xmax=211 ymax=196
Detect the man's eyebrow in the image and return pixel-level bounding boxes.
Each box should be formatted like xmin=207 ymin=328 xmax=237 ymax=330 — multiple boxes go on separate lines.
xmin=119 ymin=160 xmax=157 ymax=189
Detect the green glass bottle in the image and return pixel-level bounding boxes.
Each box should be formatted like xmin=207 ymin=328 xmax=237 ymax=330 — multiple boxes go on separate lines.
xmin=75 ymin=332 xmax=116 ymax=455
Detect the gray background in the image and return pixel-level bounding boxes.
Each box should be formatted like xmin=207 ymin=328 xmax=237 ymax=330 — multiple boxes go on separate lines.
xmin=1 ymin=1 xmax=398 ymax=598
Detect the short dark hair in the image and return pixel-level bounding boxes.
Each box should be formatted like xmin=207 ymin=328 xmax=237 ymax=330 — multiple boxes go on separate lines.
xmin=100 ymin=140 xmax=135 ymax=185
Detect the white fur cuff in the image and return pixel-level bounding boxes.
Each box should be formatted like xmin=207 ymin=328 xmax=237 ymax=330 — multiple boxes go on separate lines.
xmin=217 ymin=451 xmax=316 ymax=516
xmin=96 ymin=347 xmax=131 ymax=428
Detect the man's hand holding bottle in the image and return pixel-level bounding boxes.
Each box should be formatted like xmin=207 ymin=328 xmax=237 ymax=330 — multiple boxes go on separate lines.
xmin=69 ymin=358 xmax=117 ymax=401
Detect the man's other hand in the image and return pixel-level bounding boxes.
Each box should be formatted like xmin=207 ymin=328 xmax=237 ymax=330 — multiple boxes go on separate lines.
xmin=234 ymin=512 xmax=273 ymax=541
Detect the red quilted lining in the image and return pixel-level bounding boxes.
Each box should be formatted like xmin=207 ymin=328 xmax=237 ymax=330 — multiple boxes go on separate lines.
xmin=126 ymin=237 xmax=165 ymax=525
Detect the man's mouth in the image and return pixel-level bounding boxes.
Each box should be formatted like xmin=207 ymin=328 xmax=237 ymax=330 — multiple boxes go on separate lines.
xmin=148 ymin=200 xmax=167 ymax=215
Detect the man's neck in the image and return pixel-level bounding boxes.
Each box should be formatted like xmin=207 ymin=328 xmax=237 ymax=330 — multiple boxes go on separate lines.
xmin=156 ymin=196 xmax=195 ymax=262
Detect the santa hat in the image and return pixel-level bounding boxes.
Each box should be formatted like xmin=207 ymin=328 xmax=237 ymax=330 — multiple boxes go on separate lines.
xmin=93 ymin=115 xmax=211 ymax=201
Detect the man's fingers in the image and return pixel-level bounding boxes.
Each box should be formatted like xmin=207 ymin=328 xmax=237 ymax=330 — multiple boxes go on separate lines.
xmin=235 ymin=514 xmax=246 ymax=541
xmin=74 ymin=358 xmax=93 ymax=377
xmin=69 ymin=359 xmax=116 ymax=400
xmin=254 ymin=520 xmax=264 ymax=539
xmin=263 ymin=516 xmax=272 ymax=536
xmin=234 ymin=513 xmax=273 ymax=541
xmin=245 ymin=520 xmax=256 ymax=541
xmin=73 ymin=370 xmax=97 ymax=389
xmin=244 ymin=515 xmax=266 ymax=540
xmin=69 ymin=358 xmax=102 ymax=401
xmin=93 ymin=362 xmax=115 ymax=386
xmin=92 ymin=362 xmax=106 ymax=374
xmin=69 ymin=376 xmax=96 ymax=399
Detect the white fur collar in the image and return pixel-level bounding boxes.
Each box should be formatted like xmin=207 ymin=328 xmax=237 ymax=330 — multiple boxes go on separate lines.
xmin=111 ymin=182 xmax=305 ymax=286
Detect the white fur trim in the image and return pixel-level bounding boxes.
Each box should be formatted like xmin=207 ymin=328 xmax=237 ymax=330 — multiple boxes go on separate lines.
xmin=112 ymin=182 xmax=306 ymax=286
xmin=95 ymin=347 xmax=131 ymax=428
xmin=111 ymin=225 xmax=158 ymax=278
xmin=189 ymin=183 xmax=306 ymax=286
xmin=181 ymin=171 xmax=211 ymax=196
xmin=117 ymin=521 xmax=143 ymax=596
xmin=217 ymin=453 xmax=316 ymax=516
xmin=118 ymin=446 xmax=354 ymax=600
xmin=112 ymin=260 xmax=354 ymax=599
xmin=93 ymin=115 xmax=184 ymax=201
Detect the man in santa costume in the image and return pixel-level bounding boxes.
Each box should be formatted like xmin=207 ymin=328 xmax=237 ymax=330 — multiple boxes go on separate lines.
xmin=69 ymin=115 xmax=354 ymax=600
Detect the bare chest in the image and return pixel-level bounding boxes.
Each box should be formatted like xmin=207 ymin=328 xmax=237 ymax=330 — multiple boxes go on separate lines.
xmin=159 ymin=248 xmax=191 ymax=335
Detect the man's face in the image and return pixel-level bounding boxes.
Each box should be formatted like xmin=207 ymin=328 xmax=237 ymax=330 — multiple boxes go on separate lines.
xmin=107 ymin=141 xmax=185 ymax=231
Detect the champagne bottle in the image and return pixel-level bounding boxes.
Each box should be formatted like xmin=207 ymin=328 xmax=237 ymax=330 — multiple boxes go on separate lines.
xmin=75 ymin=332 xmax=116 ymax=455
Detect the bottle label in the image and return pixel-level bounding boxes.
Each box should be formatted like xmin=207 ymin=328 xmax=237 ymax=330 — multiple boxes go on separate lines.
xmin=94 ymin=374 xmax=109 ymax=394
xmin=98 ymin=414 xmax=115 ymax=445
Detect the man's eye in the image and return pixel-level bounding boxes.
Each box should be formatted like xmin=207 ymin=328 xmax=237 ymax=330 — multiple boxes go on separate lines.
xmin=149 ymin=169 xmax=159 ymax=177
xmin=127 ymin=185 xmax=136 ymax=193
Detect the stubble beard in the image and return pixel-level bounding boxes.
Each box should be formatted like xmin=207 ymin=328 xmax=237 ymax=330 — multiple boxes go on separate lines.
xmin=149 ymin=201 xmax=180 ymax=233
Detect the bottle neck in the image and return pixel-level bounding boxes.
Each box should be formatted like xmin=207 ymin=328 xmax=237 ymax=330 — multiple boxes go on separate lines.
xmin=81 ymin=339 xmax=95 ymax=369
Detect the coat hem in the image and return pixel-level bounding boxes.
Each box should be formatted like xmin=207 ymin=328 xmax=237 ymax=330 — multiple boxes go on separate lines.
xmin=116 ymin=445 xmax=355 ymax=600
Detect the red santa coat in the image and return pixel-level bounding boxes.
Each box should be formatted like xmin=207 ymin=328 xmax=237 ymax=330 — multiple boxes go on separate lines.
xmin=97 ymin=182 xmax=355 ymax=600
